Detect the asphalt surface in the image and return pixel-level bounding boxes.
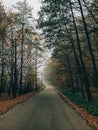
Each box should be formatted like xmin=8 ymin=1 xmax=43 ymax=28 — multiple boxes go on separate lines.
xmin=0 ymin=83 xmax=94 ymax=130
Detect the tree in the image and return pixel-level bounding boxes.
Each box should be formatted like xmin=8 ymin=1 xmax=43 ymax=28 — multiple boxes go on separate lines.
xmin=0 ymin=2 xmax=7 ymax=95
xmin=37 ymin=0 xmax=98 ymax=101
xmin=13 ymin=0 xmax=34 ymax=95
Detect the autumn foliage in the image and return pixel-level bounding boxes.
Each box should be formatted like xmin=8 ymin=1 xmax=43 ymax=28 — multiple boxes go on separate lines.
xmin=58 ymin=92 xmax=98 ymax=130
xmin=0 ymin=1 xmax=43 ymax=98
xmin=0 ymin=93 xmax=34 ymax=115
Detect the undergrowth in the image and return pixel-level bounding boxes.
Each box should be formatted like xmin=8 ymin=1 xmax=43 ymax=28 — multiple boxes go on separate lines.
xmin=59 ymin=89 xmax=98 ymax=116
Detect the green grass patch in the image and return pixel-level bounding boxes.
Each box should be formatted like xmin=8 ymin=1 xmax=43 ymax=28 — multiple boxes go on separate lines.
xmin=59 ymin=89 xmax=98 ymax=116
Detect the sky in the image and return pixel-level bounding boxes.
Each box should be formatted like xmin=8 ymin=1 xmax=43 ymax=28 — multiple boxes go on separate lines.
xmin=2 ymin=0 xmax=41 ymax=18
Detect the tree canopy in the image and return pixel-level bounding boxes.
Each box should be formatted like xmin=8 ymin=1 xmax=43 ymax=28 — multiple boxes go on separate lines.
xmin=37 ymin=0 xmax=98 ymax=101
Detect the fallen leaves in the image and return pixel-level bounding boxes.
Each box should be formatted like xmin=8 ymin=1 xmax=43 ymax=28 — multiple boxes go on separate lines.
xmin=58 ymin=91 xmax=98 ymax=130
xmin=0 ymin=86 xmax=45 ymax=116
xmin=0 ymin=93 xmax=34 ymax=115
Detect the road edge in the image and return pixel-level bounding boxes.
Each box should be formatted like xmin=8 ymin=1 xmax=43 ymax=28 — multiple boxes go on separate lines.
xmin=0 ymin=85 xmax=45 ymax=116
xmin=56 ymin=90 xmax=97 ymax=130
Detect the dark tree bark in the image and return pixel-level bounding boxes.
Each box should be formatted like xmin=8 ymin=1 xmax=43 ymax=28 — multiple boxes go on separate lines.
xmin=20 ymin=23 xmax=24 ymax=95
xmin=12 ymin=39 xmax=17 ymax=98
xmin=35 ymin=43 xmax=38 ymax=90
xmin=82 ymin=0 xmax=98 ymax=24
xmin=77 ymin=0 xmax=98 ymax=89
xmin=67 ymin=56 xmax=75 ymax=95
xmin=70 ymin=1 xmax=92 ymax=101
xmin=1 ymin=34 xmax=5 ymax=95
xmin=65 ymin=26 xmax=85 ymax=98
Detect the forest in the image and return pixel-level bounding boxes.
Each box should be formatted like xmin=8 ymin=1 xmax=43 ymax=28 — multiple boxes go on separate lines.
xmin=37 ymin=0 xmax=98 ymax=115
xmin=0 ymin=0 xmax=44 ymax=99
xmin=0 ymin=0 xmax=98 ymax=116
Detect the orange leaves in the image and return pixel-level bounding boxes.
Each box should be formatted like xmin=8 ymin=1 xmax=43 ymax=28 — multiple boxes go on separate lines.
xmin=0 ymin=93 xmax=33 ymax=115
xmin=58 ymin=91 xmax=98 ymax=130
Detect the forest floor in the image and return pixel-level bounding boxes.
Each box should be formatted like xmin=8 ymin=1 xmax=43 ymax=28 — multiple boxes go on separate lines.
xmin=0 ymin=92 xmax=35 ymax=115
xmin=58 ymin=90 xmax=98 ymax=130
xmin=0 ymin=86 xmax=45 ymax=115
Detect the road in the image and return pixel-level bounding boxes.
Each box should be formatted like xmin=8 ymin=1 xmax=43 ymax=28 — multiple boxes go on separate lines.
xmin=0 ymin=83 xmax=94 ymax=130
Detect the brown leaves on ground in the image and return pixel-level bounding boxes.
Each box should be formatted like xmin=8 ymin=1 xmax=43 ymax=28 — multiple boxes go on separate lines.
xmin=0 ymin=93 xmax=35 ymax=115
xmin=58 ymin=92 xmax=98 ymax=130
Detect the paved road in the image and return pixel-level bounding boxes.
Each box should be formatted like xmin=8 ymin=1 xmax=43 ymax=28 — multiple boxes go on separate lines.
xmin=0 ymin=83 xmax=94 ymax=130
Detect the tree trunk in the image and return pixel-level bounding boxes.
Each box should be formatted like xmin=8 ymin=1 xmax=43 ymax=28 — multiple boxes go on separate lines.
xmin=35 ymin=44 xmax=38 ymax=90
xmin=12 ymin=39 xmax=17 ymax=98
xmin=20 ymin=23 xmax=24 ymax=95
xmin=77 ymin=0 xmax=98 ymax=89
xmin=66 ymin=26 xmax=85 ymax=97
xmin=67 ymin=56 xmax=75 ymax=95
xmin=70 ymin=1 xmax=92 ymax=101
xmin=1 ymin=34 xmax=5 ymax=95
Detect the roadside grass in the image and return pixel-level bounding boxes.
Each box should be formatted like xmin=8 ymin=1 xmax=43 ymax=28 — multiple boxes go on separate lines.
xmin=59 ymin=89 xmax=98 ymax=116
